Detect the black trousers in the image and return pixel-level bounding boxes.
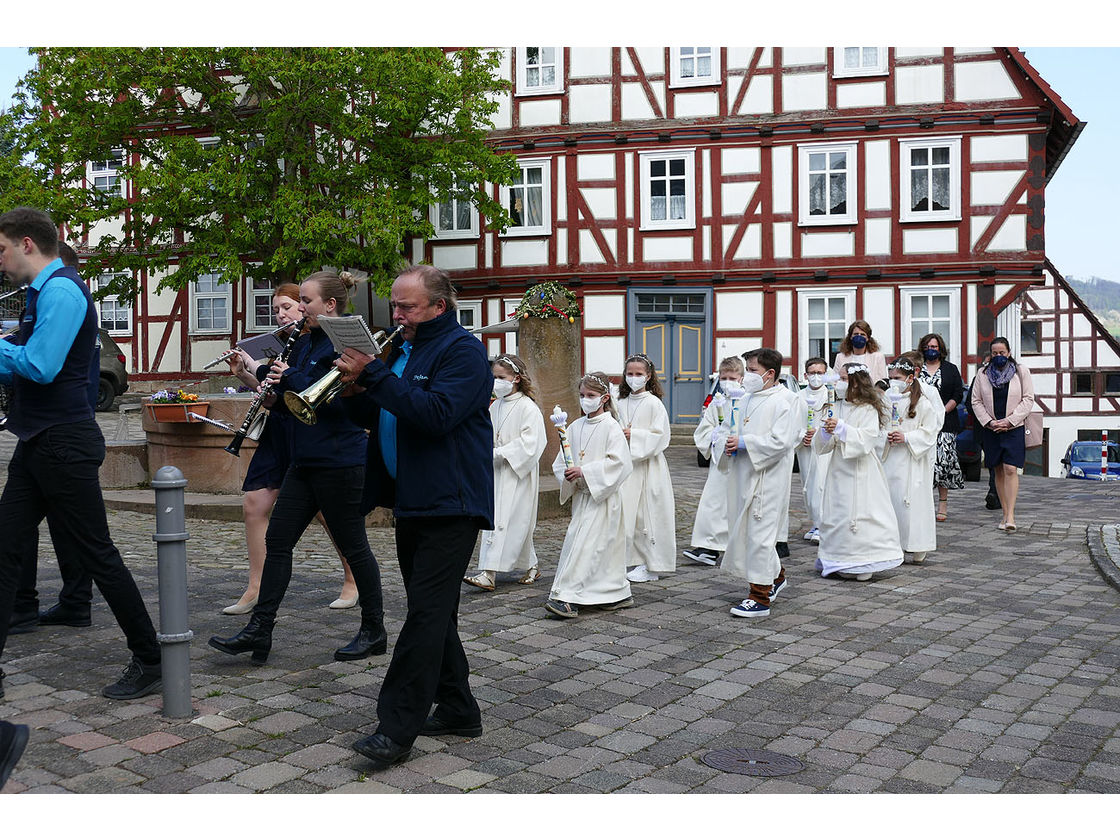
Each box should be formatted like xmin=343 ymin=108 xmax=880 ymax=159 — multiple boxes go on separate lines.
xmin=0 ymin=420 xmax=159 ymax=664
xmin=376 ymin=516 xmax=480 ymax=747
xmin=13 ymin=511 xmax=94 ymax=614
xmin=255 ymin=464 xmax=383 ymax=627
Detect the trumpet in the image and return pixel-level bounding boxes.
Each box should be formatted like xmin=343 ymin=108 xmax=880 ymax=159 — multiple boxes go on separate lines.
xmin=285 ymin=324 xmax=403 ymax=425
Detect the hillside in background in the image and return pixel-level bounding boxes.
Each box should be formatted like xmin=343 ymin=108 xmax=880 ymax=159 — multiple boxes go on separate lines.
xmin=1066 ymin=276 xmax=1120 ymax=339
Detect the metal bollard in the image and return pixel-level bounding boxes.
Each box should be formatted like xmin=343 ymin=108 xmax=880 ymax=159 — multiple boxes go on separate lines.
xmin=151 ymin=466 xmax=194 ymax=718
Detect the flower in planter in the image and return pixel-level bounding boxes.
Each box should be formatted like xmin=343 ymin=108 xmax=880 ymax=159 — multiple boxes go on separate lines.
xmin=149 ymin=389 xmax=202 ymax=404
xmin=223 ymin=386 xmax=238 ymax=395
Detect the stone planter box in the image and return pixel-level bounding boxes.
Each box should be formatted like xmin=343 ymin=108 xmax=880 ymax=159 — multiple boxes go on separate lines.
xmin=145 ymin=401 xmax=210 ymax=424
xmin=142 ymin=395 xmax=259 ymax=493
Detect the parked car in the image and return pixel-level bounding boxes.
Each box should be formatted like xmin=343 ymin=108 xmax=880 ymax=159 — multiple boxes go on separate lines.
xmin=97 ymin=329 xmax=129 ymax=411
xmin=955 ymin=384 xmax=982 ymax=482
xmin=1060 ymin=439 xmax=1120 ymax=480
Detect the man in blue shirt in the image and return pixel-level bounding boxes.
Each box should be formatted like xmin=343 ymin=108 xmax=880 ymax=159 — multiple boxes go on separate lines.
xmin=0 ymin=207 xmax=161 ymax=701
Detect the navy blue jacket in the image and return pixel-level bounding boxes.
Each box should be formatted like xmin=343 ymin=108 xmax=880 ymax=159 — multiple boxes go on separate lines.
xmin=269 ymin=327 xmax=368 ymax=469
xmin=344 ymin=309 xmax=494 ymax=528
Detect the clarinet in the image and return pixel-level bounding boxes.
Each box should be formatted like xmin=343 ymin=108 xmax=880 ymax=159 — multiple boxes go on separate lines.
xmin=224 ymin=318 xmax=305 ymax=456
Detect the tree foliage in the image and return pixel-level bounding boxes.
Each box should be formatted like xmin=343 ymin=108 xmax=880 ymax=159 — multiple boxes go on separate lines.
xmin=3 ymin=47 xmax=516 ymax=299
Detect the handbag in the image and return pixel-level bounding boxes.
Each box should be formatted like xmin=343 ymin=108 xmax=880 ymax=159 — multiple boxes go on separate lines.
xmin=1024 ymin=409 xmax=1044 ymax=449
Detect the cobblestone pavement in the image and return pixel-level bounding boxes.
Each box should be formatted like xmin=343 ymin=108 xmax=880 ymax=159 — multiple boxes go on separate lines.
xmin=2 ymin=422 xmax=1119 ymax=794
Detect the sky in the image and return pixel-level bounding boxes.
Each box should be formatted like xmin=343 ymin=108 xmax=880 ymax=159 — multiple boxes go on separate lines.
xmin=1 ymin=43 xmax=1117 ymax=285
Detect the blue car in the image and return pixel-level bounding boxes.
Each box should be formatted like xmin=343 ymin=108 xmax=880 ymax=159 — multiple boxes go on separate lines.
xmin=955 ymin=385 xmax=982 ymax=482
xmin=1060 ymin=440 xmax=1120 ymax=480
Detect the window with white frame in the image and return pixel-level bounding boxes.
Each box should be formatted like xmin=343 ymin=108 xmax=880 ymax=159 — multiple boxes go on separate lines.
xmin=516 ymin=47 xmax=562 ymax=96
xmin=798 ymin=142 xmax=858 ymax=226
xmin=639 ymin=149 xmax=696 ymax=231
xmin=431 ymin=177 xmax=478 ymax=239
xmin=503 ymin=159 xmax=551 ymax=236
xmin=90 ymin=149 xmax=124 ymax=196
xmin=833 ymin=47 xmax=888 ymax=78
xmin=192 ymin=271 xmax=231 ymax=333
xmin=902 ymin=287 xmax=960 ymax=363
xmin=91 ymin=272 xmax=132 ymax=334
xmin=456 ymin=300 xmax=483 ymax=340
xmin=900 ymin=137 xmax=962 ymax=223
xmin=798 ymin=289 xmax=855 ymax=368
xmin=670 ymin=47 xmax=720 ymax=87
xmin=248 ymin=278 xmax=278 ymax=332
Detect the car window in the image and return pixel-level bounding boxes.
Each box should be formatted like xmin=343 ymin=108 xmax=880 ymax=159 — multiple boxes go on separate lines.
xmin=1071 ymin=443 xmax=1120 ymax=462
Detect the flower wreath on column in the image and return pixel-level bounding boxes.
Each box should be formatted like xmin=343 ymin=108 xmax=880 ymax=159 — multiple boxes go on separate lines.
xmin=513 ymin=281 xmax=582 ymax=323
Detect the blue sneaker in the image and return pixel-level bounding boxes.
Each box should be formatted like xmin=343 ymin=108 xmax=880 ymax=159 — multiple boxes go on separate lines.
xmin=730 ymin=599 xmax=770 ymax=618
xmin=771 ymin=578 xmax=788 ymax=600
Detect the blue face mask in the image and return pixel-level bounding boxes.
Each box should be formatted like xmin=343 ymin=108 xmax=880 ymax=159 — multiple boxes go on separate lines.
xmin=850 ymin=334 xmax=868 ymax=350
xmin=991 ymin=355 xmax=1009 ymax=368
xmin=924 ymin=348 xmax=940 ymax=361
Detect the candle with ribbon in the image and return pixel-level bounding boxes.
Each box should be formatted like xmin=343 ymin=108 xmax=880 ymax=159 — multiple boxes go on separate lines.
xmin=550 ymin=405 xmax=574 ymax=468
xmin=721 ymin=382 xmax=747 ymax=458
xmin=822 ymin=370 xmax=841 ymax=420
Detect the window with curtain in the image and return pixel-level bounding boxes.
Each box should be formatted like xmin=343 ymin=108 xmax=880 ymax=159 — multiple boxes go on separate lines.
xmin=503 ymin=159 xmax=550 ymax=235
xmin=517 ymin=47 xmax=562 ymax=95
xmin=670 ymin=47 xmax=720 ymax=87
xmin=834 ymin=47 xmax=887 ymax=77
xmin=640 ymin=150 xmax=696 ymax=230
xmin=799 ymin=142 xmax=857 ymax=226
xmin=900 ymin=137 xmax=961 ymax=222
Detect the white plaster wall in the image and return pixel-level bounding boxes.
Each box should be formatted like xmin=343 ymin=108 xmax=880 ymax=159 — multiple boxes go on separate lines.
xmin=865 ymin=218 xmax=891 ymax=255
xmin=955 ymin=61 xmax=1020 ymax=102
xmin=485 ymin=233 xmax=494 ymax=269
xmin=970 ymin=216 xmax=993 ymax=250
xmin=501 ymin=239 xmax=549 ymax=267
xmin=863 ymin=286 xmax=895 ymax=357
xmin=519 ymin=99 xmax=561 ymax=128
xmin=702 ymin=149 xmax=712 ymax=218
xmin=736 ymin=224 xmax=762 ymax=260
xmin=569 ymin=48 xmax=611 ymax=77
xmin=782 ymin=72 xmax=827 ymax=111
xmin=772 ymin=146 xmax=793 ymax=213
xmin=673 ymin=91 xmax=720 ymax=118
xmin=782 ymin=48 xmax=826 ymax=66
xmin=632 ymin=48 xmax=664 ymax=76
xmin=773 ymin=222 xmax=792 ymax=259
xmin=903 ymin=228 xmax=957 ymax=253
xmin=622 ymin=82 xmax=659 ymax=121
xmin=556 ymin=229 xmax=567 ymax=265
xmin=577 ymin=153 xmax=615 ymax=181
xmin=579 ymin=229 xmax=606 ymax=264
xmin=431 ymin=244 xmax=477 ymax=271
xmin=836 ymin=81 xmax=886 ymax=109
xmin=722 ymin=147 xmax=761 ymax=174
xmin=727 ymin=48 xmax=756 ymax=69
xmin=864 ymin=140 xmax=892 ymax=210
xmin=716 ymin=290 xmax=764 ymax=331
xmin=191 ymin=340 xmax=228 ymax=371
xmin=971 ymin=134 xmax=1028 ymax=163
xmin=487 ymin=298 xmax=500 ymax=325
xmin=145 ymin=282 xmax=178 ymax=318
xmin=986 ymin=215 xmax=1027 ymax=252
xmin=895 ymin=65 xmax=944 ymax=105
xmin=581 ymin=187 xmax=617 ymax=219
xmin=584 ymin=335 xmax=625 ymax=376
xmin=569 ymin=84 xmax=612 ymax=124
xmin=151 ymin=327 xmax=181 ymax=372
xmin=410 ymin=238 xmax=424 ymax=263
xmin=583 ymin=293 xmax=625 ymax=330
xmin=740 ymin=76 xmax=773 ymax=114
xmin=775 ymin=290 xmax=793 ymax=355
xmin=1074 ymin=342 xmax=1093 ymax=367
xmin=642 ymin=236 xmax=693 ymax=261
xmin=716 ymin=336 xmax=760 ymax=361
xmin=801 ymin=231 xmax=855 ymax=258
xmin=896 ymin=48 xmax=942 ymax=58
xmin=556 ymin=156 xmax=566 ymax=221
xmin=971 ymin=170 xmax=1024 ymax=206
xmin=722 ymin=181 xmax=758 ymax=214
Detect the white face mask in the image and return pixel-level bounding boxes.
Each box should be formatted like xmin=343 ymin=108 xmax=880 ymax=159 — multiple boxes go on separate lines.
xmin=580 ymin=395 xmax=605 ymax=415
xmin=719 ymin=377 xmax=741 ymax=391
xmin=834 ymin=381 xmax=849 ymax=400
xmin=723 ymin=382 xmax=747 ymax=400
xmin=888 ymin=379 xmax=908 ymax=394
xmin=625 ymin=374 xmax=648 ymax=392
xmin=492 ymin=379 xmax=515 ymax=398
xmin=740 ymin=371 xmax=765 ymax=394
xmin=807 ymin=374 xmax=823 ymax=389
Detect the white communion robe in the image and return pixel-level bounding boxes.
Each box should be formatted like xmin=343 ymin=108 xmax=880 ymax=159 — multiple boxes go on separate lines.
xmin=618 ymin=392 xmax=677 ymax=573
xmin=812 ymin=401 xmax=903 ymax=577
xmin=718 ymin=387 xmax=800 ymax=585
xmin=773 ymin=385 xmax=801 ymax=544
xmin=550 ymin=412 xmax=634 ymax=605
xmin=478 ymin=392 xmax=547 ymax=573
xmin=689 ymin=399 xmax=730 ymax=551
xmin=880 ymin=390 xmax=939 ymax=554
xmin=795 ymin=385 xmax=830 ymax=530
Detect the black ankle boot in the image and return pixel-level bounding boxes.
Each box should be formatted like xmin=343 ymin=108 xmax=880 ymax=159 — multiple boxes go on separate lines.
xmin=208 ymin=615 xmax=273 ymax=664
xmin=334 ymin=622 xmax=387 ymax=661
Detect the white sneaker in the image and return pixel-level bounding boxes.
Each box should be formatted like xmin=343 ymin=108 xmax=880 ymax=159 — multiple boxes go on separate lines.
xmin=626 ymin=565 xmax=660 ymax=582
xmin=803 ymin=527 xmax=817 ymax=541
xmin=809 ymin=529 xmax=821 ymax=543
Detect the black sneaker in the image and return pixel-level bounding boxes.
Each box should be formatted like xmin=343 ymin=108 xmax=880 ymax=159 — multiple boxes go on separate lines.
xmin=101 ymin=658 xmax=162 ymax=700
xmin=7 ymin=611 xmax=38 ymax=635
xmin=0 ymin=668 xmax=5 ymax=700
xmin=0 ymin=721 xmax=30 ymax=789
xmin=776 ymin=542 xmax=790 ymax=559
xmin=682 ymin=547 xmax=719 ymax=566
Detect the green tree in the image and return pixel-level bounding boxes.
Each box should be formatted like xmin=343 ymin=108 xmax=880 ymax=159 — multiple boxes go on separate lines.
xmin=6 ymin=47 xmax=516 ymax=299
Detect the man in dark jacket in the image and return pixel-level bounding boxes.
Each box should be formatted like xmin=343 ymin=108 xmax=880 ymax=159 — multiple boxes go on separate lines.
xmin=338 ymin=264 xmax=494 ymax=769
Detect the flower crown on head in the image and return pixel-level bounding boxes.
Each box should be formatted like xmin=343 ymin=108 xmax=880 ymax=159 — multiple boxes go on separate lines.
xmin=844 ymin=362 xmax=869 ymax=375
xmin=496 ymin=355 xmax=521 ymax=374
xmin=626 ymin=353 xmax=653 ymax=367
xmin=888 ymin=359 xmax=915 ymax=373
xmin=583 ymin=372 xmax=609 ymax=392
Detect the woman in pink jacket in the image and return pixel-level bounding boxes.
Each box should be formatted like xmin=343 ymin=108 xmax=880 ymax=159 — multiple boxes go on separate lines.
xmin=970 ymin=337 xmax=1034 ymax=532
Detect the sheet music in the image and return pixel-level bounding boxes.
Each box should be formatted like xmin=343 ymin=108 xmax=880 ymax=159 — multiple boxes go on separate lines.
xmin=236 ymin=331 xmax=287 ymax=360
xmin=315 ymin=315 xmax=379 ymax=355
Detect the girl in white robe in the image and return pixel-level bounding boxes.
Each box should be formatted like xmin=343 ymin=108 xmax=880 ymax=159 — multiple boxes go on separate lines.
xmin=813 ymin=365 xmax=903 ymax=581
xmin=465 ymin=355 xmax=547 ymax=592
xmin=882 ymin=357 xmax=939 ymax=564
xmin=795 ymin=357 xmax=830 ymax=543
xmin=617 ymin=354 xmax=676 ymax=582
xmin=545 ymin=372 xmax=634 ymax=618
xmin=684 ymin=357 xmax=745 ymax=565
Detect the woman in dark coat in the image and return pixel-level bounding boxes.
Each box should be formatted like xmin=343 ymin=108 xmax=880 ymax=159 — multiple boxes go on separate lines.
xmin=916 ymin=333 xmax=964 ymax=521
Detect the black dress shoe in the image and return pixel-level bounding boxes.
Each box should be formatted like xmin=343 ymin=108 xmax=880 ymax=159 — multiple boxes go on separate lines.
xmin=208 ymin=615 xmax=273 ymax=664
xmin=0 ymin=720 xmax=30 ymax=789
xmin=334 ymin=623 xmax=387 ymax=661
xmin=39 ymin=603 xmax=92 ymax=627
xmin=352 ymin=732 xmax=411 ymax=768
xmin=7 ymin=611 xmax=38 ymax=635
xmin=775 ymin=541 xmax=790 ymax=559
xmin=421 ymin=714 xmax=483 ymax=738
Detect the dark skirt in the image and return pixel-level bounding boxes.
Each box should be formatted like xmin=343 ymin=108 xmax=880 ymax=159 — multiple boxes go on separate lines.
xmin=242 ymin=411 xmax=294 ymax=492
xmin=980 ymin=425 xmax=1026 ymax=470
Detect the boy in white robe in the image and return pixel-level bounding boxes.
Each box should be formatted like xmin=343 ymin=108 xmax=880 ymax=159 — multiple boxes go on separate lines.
xmin=683 ymin=357 xmax=745 ymax=565
xmin=617 ymin=353 xmax=676 ymax=583
xmin=720 ymin=348 xmax=801 ymax=618
xmin=545 ymin=372 xmax=634 ymax=618
xmin=465 ymin=355 xmax=547 ymax=591
xmin=796 ymin=357 xmax=830 ymax=544
xmin=882 ymin=357 xmax=939 ymax=565
xmin=813 ymin=364 xmax=903 ymax=580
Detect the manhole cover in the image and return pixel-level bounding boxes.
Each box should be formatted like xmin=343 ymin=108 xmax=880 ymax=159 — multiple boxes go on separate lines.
xmin=701 ymin=748 xmax=804 ymax=777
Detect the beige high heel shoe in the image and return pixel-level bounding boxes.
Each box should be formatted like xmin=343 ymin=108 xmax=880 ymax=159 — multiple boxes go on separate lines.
xmin=221 ymin=597 xmax=257 ymax=616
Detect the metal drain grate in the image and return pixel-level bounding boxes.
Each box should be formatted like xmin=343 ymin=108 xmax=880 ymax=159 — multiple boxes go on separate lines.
xmin=701 ymin=748 xmax=804 ymax=777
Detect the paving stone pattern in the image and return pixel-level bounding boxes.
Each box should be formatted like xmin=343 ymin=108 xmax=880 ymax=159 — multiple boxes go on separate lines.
xmin=2 ymin=418 xmax=1119 ymax=794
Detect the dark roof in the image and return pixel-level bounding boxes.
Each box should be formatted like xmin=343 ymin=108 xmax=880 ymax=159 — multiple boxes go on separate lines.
xmin=1005 ymin=48 xmax=1084 ymax=183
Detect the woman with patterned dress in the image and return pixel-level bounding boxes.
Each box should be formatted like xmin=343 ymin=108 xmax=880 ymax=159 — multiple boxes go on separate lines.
xmin=916 ymin=333 xmax=965 ymax=522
